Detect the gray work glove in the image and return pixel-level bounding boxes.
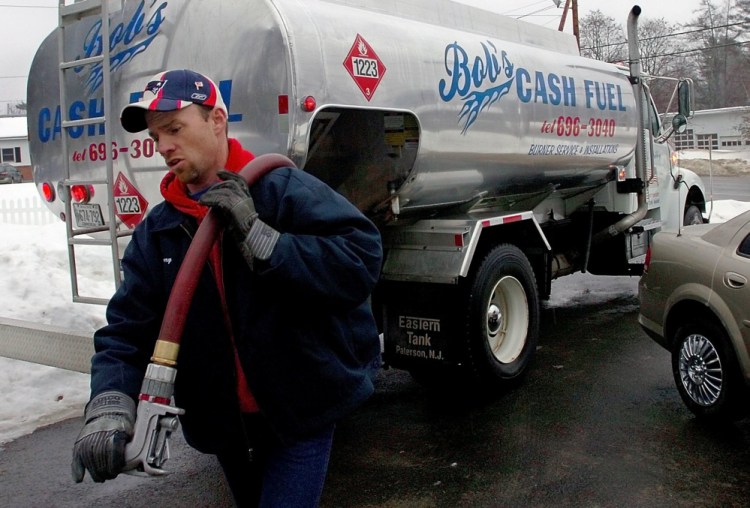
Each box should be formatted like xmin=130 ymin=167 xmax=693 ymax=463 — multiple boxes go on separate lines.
xmin=200 ymin=170 xmax=280 ymax=266
xmin=71 ymin=391 xmax=136 ymax=483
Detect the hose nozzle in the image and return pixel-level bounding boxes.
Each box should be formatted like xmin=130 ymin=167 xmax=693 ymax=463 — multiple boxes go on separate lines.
xmin=123 ymin=363 xmax=185 ymax=476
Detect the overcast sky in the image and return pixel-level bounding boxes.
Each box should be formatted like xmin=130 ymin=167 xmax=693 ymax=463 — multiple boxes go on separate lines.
xmin=0 ymin=0 xmax=705 ymax=104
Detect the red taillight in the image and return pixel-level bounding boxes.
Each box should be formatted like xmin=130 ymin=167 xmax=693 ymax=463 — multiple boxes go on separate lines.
xmin=41 ymin=182 xmax=55 ymax=202
xmin=643 ymin=246 xmax=652 ymax=272
xmin=301 ymin=96 xmax=316 ymax=112
xmin=70 ymin=184 xmax=94 ymax=203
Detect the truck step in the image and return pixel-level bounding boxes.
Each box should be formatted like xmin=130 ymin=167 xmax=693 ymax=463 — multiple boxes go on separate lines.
xmin=630 ymin=217 xmax=662 ymax=233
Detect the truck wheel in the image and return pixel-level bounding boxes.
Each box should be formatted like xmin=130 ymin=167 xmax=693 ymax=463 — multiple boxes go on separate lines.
xmin=463 ymin=244 xmax=539 ymax=383
xmin=683 ymin=205 xmax=703 ymax=225
xmin=671 ymin=321 xmax=749 ymax=421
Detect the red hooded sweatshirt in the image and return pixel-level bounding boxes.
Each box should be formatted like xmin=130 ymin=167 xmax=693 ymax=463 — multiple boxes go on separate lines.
xmin=159 ymin=138 xmax=259 ymax=413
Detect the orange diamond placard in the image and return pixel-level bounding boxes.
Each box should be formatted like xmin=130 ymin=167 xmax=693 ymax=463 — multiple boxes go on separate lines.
xmin=113 ymin=172 xmax=148 ymax=229
xmin=343 ymin=34 xmax=386 ymax=102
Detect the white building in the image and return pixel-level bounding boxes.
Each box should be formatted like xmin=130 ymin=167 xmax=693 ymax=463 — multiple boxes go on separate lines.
xmin=674 ymin=106 xmax=750 ymax=151
xmin=0 ymin=116 xmax=30 ymax=181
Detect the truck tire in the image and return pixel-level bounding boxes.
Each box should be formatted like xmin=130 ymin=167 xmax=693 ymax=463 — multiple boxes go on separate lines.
xmin=683 ymin=205 xmax=703 ymax=225
xmin=463 ymin=244 xmax=539 ymax=384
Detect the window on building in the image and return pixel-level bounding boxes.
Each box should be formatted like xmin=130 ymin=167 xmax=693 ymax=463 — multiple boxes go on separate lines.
xmin=696 ymin=133 xmax=718 ymax=150
xmin=674 ymin=128 xmax=694 ymax=150
xmin=1 ymin=147 xmax=21 ymax=163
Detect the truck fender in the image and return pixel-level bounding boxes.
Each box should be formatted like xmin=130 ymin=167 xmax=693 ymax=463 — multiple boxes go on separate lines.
xmin=381 ymin=211 xmax=551 ymax=285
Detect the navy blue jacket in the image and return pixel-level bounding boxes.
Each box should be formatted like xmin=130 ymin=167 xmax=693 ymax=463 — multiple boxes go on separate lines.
xmin=90 ymin=167 xmax=383 ymax=452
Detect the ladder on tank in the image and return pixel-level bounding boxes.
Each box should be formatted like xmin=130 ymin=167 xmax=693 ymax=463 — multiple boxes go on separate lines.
xmin=58 ymin=0 xmax=129 ymax=305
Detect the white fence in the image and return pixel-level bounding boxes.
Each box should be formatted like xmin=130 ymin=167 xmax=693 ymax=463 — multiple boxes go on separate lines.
xmin=0 ymin=196 xmax=59 ymax=225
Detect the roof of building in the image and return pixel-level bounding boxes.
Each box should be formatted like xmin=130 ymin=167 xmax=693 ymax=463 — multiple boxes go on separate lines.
xmin=693 ymin=106 xmax=750 ymax=116
xmin=0 ymin=117 xmax=28 ymax=139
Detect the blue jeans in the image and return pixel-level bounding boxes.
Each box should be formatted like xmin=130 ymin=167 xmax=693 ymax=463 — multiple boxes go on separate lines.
xmin=217 ymin=415 xmax=334 ymax=507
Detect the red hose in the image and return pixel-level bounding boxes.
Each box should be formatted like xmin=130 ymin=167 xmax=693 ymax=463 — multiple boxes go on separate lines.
xmin=152 ymin=153 xmax=295 ymax=364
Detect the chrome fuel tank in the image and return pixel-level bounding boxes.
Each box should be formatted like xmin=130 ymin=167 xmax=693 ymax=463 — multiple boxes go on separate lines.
xmin=29 ymin=0 xmax=638 ymax=223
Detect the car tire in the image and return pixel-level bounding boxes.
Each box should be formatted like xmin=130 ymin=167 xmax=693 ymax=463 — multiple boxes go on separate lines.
xmin=671 ymin=321 xmax=749 ymax=421
xmin=683 ymin=205 xmax=703 ymax=225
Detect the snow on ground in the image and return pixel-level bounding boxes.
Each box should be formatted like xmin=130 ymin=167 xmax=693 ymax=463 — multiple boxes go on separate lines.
xmin=1 ymin=182 xmax=749 ymax=447
xmin=0 ymin=184 xmax=108 ymax=446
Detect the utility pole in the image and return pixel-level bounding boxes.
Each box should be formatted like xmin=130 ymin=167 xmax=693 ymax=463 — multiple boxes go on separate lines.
xmin=557 ymin=0 xmax=580 ymax=50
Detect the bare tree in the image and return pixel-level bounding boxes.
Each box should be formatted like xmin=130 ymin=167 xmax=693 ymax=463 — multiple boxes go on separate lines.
xmin=578 ymin=10 xmax=626 ymax=63
xmin=577 ymin=3 xmax=750 ymax=109
xmin=579 ymin=11 xmax=695 ymax=112
xmin=732 ymin=0 xmax=750 ymax=33
xmin=739 ymin=115 xmax=750 ymax=138
xmin=687 ymin=0 xmax=750 ymax=108
xmin=637 ymin=18 xmax=686 ymax=112
xmin=729 ymin=0 xmax=750 ymax=101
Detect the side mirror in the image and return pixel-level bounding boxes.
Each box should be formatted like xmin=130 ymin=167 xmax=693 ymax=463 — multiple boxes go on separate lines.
xmin=672 ymin=114 xmax=688 ymax=134
xmin=677 ymin=80 xmax=693 ymax=119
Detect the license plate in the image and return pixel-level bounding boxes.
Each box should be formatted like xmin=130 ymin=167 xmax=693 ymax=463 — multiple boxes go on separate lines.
xmin=73 ymin=203 xmax=104 ymax=227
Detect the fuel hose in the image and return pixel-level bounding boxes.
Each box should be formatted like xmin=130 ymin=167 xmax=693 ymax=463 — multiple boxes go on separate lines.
xmin=124 ymin=154 xmax=295 ymax=475
xmin=150 ymin=153 xmax=296 ymax=366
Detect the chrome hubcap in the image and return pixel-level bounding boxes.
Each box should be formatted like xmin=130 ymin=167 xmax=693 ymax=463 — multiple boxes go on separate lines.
xmin=487 ymin=304 xmax=502 ymax=336
xmin=678 ymin=334 xmax=723 ymax=407
xmin=486 ymin=276 xmax=528 ymax=364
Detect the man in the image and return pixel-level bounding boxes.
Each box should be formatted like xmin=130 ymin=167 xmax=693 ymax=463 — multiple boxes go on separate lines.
xmin=71 ymin=69 xmax=383 ymax=507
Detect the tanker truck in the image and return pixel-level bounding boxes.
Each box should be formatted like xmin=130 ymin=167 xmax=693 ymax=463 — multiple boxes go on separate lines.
xmin=28 ymin=0 xmax=707 ymax=386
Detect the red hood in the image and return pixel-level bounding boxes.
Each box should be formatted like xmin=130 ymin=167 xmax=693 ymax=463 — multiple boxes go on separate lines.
xmin=159 ymin=138 xmax=255 ymax=220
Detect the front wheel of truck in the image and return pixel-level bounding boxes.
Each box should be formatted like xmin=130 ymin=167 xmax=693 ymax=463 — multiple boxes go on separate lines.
xmin=683 ymin=204 xmax=704 ymax=225
xmin=463 ymin=244 xmax=540 ymax=384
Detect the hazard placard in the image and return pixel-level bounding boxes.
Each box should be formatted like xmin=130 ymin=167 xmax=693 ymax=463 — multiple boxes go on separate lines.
xmin=343 ymin=34 xmax=387 ymax=102
xmin=113 ymin=172 xmax=148 ymax=229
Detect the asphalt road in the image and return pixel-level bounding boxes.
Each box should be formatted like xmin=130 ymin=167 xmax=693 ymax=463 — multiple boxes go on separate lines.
xmin=705 ymin=175 xmax=750 ymax=202
xmin=1 ymin=274 xmax=748 ymax=507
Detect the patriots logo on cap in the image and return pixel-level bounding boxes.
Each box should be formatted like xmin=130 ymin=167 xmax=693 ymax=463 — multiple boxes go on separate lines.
xmin=145 ymin=79 xmax=167 ymax=95
xmin=195 ymin=81 xmax=204 ymax=90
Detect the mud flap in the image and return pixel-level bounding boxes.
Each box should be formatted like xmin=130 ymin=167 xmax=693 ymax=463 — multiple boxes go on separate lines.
xmin=380 ymin=281 xmax=463 ymax=371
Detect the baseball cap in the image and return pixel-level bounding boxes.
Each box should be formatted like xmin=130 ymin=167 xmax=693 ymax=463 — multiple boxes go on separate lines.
xmin=120 ymin=69 xmax=228 ymax=133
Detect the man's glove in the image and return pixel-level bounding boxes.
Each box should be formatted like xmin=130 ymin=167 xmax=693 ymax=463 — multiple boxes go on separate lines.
xmin=200 ymin=170 xmax=280 ymax=266
xmin=71 ymin=391 xmax=136 ymax=483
